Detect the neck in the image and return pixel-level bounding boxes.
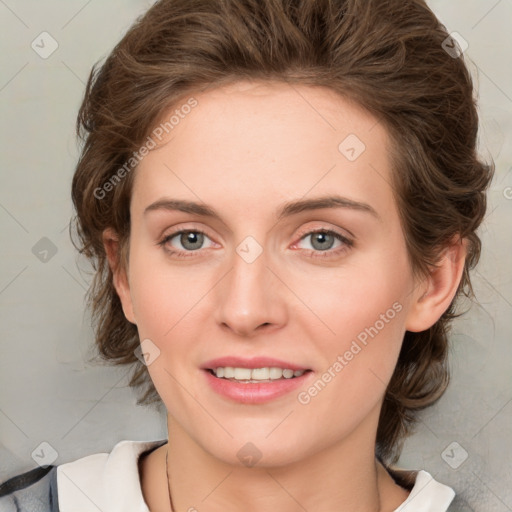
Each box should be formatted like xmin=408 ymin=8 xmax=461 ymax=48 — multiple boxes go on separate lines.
xmin=155 ymin=408 xmax=407 ymax=512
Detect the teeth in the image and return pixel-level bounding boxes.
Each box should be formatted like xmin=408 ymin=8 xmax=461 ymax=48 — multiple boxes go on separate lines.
xmin=212 ymin=367 xmax=306 ymax=381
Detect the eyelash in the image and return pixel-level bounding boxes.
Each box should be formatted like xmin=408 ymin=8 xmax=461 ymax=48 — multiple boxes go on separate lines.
xmin=157 ymin=228 xmax=354 ymax=260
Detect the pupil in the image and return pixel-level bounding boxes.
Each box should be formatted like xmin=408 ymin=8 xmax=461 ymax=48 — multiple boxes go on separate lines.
xmin=312 ymin=232 xmax=334 ymax=251
xmin=182 ymin=232 xmax=203 ymax=250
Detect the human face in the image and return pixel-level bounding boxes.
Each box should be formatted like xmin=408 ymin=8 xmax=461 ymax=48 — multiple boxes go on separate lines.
xmin=118 ymin=80 xmax=418 ymax=466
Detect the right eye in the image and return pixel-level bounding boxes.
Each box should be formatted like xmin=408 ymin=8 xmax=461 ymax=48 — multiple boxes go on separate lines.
xmin=158 ymin=229 xmax=216 ymax=257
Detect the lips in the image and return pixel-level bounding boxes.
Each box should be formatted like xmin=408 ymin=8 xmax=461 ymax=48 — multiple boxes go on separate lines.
xmin=201 ymin=356 xmax=311 ymax=372
xmin=202 ymin=364 xmax=314 ymax=404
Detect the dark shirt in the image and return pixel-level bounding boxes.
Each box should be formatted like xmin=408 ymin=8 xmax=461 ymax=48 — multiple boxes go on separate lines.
xmin=0 ymin=465 xmax=59 ymax=511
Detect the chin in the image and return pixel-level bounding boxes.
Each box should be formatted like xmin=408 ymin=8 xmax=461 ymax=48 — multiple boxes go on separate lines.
xmin=199 ymin=430 xmax=311 ymax=469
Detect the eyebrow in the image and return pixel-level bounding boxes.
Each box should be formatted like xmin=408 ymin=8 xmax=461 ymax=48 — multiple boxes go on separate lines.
xmin=143 ymin=195 xmax=379 ymax=222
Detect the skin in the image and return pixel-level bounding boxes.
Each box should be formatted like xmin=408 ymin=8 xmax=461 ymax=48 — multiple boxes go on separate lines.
xmin=103 ymin=80 xmax=467 ymax=511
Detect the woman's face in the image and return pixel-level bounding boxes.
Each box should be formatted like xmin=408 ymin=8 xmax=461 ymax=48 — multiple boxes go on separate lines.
xmin=116 ymin=80 xmax=423 ymax=466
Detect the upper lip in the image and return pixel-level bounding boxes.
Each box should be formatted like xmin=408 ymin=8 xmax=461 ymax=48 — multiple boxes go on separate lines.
xmin=201 ymin=357 xmax=311 ymax=372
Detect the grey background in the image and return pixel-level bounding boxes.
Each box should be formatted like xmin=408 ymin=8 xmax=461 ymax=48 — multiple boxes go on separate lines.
xmin=0 ymin=1 xmax=510 ymax=510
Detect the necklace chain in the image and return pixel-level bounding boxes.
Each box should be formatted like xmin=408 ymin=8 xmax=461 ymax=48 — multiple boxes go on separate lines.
xmin=166 ymin=450 xmax=175 ymax=512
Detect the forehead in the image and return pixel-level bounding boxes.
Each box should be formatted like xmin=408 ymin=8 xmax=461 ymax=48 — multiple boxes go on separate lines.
xmin=132 ymin=80 xmax=394 ymax=220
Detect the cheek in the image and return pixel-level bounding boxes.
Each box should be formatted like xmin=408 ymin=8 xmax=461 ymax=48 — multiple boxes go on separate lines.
xmin=290 ymin=245 xmax=410 ymax=397
xmin=294 ymin=248 xmax=409 ymax=341
xmin=128 ymin=247 xmax=209 ymax=338
xmin=291 ymin=285 xmax=407 ymax=445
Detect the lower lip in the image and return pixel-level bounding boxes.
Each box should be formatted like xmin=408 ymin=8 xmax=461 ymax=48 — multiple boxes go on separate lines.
xmin=202 ymin=369 xmax=313 ymax=404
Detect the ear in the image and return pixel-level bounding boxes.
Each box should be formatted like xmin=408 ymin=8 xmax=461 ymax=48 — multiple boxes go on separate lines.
xmin=405 ymin=237 xmax=467 ymax=332
xmin=102 ymin=227 xmax=137 ymax=325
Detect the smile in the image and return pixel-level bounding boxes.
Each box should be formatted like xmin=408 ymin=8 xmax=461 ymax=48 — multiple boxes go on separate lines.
xmin=203 ymin=368 xmax=314 ymax=404
xmin=209 ymin=366 xmax=308 ymax=381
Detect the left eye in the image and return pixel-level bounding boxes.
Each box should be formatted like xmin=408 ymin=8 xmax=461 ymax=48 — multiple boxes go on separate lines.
xmin=294 ymin=230 xmax=352 ymax=255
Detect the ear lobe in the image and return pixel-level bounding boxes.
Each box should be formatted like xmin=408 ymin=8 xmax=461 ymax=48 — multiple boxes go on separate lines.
xmin=102 ymin=227 xmax=137 ymax=325
xmin=405 ymin=237 xmax=467 ymax=333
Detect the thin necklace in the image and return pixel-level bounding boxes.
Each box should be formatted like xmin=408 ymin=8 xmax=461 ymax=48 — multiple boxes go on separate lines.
xmin=165 ymin=450 xmax=175 ymax=512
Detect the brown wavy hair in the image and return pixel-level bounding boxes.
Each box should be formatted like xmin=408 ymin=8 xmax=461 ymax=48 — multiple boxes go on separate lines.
xmin=70 ymin=0 xmax=494 ymax=464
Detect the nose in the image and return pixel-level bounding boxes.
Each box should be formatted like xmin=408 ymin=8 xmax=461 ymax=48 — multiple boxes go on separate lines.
xmin=214 ymin=245 xmax=288 ymax=338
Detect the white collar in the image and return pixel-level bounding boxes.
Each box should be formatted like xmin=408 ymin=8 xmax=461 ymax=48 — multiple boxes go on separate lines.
xmin=57 ymin=439 xmax=455 ymax=511
xmin=388 ymin=467 xmax=455 ymax=511
xmin=57 ymin=439 xmax=165 ymax=512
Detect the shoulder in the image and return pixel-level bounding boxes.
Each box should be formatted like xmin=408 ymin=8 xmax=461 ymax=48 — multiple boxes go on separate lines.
xmin=0 ymin=439 xmax=166 ymax=512
xmin=0 ymin=464 xmax=58 ymax=511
